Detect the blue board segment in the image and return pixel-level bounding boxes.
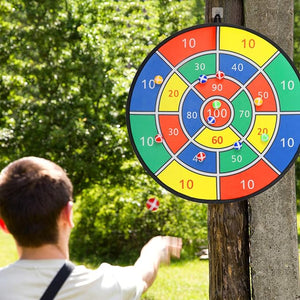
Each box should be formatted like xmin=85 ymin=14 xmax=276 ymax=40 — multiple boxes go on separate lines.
xmin=178 ymin=143 xmax=216 ymax=173
xmin=220 ymin=54 xmax=257 ymax=84
xmin=265 ymin=115 xmax=300 ymax=172
xmin=130 ymin=53 xmax=172 ymax=112
xmin=182 ymin=90 xmax=204 ymax=137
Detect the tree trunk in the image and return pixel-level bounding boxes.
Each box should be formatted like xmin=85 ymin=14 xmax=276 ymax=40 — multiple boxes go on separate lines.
xmin=205 ymin=2 xmax=251 ymax=299
xmin=244 ymin=0 xmax=300 ymax=298
xmin=208 ymin=203 xmax=250 ymax=300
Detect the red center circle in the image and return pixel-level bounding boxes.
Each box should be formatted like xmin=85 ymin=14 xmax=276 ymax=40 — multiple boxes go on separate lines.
xmin=203 ymin=99 xmax=231 ymax=127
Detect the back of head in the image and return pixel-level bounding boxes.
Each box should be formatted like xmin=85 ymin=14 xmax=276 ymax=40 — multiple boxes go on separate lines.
xmin=0 ymin=157 xmax=73 ymax=247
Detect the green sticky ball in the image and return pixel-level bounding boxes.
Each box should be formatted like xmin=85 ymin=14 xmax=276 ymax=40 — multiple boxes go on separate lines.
xmin=261 ymin=133 xmax=269 ymax=142
xmin=212 ymin=100 xmax=221 ymax=109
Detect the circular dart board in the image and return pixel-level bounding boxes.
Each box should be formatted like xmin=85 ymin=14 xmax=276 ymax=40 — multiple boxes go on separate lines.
xmin=126 ymin=24 xmax=300 ymax=203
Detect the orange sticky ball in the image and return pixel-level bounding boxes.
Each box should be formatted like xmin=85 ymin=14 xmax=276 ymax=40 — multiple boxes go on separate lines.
xmin=254 ymin=97 xmax=263 ymax=107
xmin=154 ymin=75 xmax=163 ymax=85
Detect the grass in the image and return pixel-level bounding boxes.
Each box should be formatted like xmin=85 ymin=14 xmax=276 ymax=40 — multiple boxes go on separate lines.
xmin=0 ymin=230 xmax=209 ymax=299
xmin=0 ymin=230 xmax=18 ymax=267
xmin=0 ymin=211 xmax=299 ymax=299
xmin=141 ymin=259 xmax=209 ymax=300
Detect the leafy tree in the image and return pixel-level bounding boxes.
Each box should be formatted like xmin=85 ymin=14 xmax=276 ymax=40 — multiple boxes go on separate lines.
xmin=69 ymin=0 xmax=208 ymax=262
xmin=0 ymin=0 xmax=207 ymax=262
xmin=0 ymin=0 xmax=205 ymax=193
xmin=70 ymin=184 xmax=207 ymax=264
xmin=0 ymin=0 xmax=298 ymax=262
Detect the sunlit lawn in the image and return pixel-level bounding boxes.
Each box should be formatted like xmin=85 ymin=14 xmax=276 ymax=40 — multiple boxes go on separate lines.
xmin=0 ymin=210 xmax=299 ymax=300
xmin=0 ymin=230 xmax=18 ymax=267
xmin=0 ymin=230 xmax=209 ymax=299
xmin=141 ymin=259 xmax=209 ymax=300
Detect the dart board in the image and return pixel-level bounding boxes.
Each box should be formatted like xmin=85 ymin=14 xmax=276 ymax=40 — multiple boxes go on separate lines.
xmin=126 ymin=24 xmax=300 ymax=203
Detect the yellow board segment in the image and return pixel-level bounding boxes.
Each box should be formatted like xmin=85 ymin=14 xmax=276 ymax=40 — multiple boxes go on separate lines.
xmin=195 ymin=127 xmax=240 ymax=149
xmin=158 ymin=161 xmax=217 ymax=200
xmin=220 ymin=27 xmax=277 ymax=66
xmin=159 ymin=74 xmax=188 ymax=111
xmin=247 ymin=115 xmax=277 ymax=153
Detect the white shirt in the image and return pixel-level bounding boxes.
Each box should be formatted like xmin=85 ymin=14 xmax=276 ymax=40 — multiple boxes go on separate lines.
xmin=0 ymin=259 xmax=144 ymax=300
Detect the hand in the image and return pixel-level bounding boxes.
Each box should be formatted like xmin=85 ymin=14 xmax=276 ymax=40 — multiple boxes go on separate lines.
xmin=135 ymin=236 xmax=182 ymax=292
xmin=159 ymin=236 xmax=182 ymax=264
xmin=140 ymin=236 xmax=182 ymax=265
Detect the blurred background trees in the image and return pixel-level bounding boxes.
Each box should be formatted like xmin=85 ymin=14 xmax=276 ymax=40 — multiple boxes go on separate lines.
xmin=0 ymin=0 xmax=299 ymax=264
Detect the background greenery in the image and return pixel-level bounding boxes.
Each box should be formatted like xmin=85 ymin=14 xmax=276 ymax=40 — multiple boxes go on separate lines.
xmin=0 ymin=0 xmax=299 ymax=266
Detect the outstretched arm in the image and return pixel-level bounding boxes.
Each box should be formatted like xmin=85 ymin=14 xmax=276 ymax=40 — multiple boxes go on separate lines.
xmin=134 ymin=236 xmax=182 ymax=292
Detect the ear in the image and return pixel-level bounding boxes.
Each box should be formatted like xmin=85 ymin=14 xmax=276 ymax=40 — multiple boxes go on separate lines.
xmin=0 ymin=218 xmax=10 ymax=234
xmin=60 ymin=201 xmax=75 ymax=228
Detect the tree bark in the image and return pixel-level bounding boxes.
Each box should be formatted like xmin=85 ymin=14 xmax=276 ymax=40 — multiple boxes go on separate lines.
xmin=205 ymin=2 xmax=251 ymax=299
xmin=244 ymin=0 xmax=300 ymax=298
xmin=208 ymin=203 xmax=250 ymax=300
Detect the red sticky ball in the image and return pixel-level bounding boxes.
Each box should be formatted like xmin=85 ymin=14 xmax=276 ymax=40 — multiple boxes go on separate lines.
xmin=146 ymin=197 xmax=159 ymax=211
xmin=216 ymin=70 xmax=225 ymax=80
xmin=196 ymin=152 xmax=206 ymax=162
xmin=155 ymin=134 xmax=163 ymax=143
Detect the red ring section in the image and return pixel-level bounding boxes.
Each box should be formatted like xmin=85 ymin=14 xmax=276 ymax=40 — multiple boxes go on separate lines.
xmin=247 ymin=73 xmax=277 ymax=112
xmin=158 ymin=115 xmax=188 ymax=153
xmin=195 ymin=78 xmax=240 ymax=99
xmin=220 ymin=160 xmax=278 ymax=200
xmin=158 ymin=27 xmax=216 ymax=66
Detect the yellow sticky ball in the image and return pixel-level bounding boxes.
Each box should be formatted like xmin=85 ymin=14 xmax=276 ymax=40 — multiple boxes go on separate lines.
xmin=154 ymin=75 xmax=163 ymax=85
xmin=254 ymin=97 xmax=263 ymax=107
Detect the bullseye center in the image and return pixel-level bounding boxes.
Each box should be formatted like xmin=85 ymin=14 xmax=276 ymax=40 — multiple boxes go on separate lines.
xmin=202 ymin=99 xmax=233 ymax=129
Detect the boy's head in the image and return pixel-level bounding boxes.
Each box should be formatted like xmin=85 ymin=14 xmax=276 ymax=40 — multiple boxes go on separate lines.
xmin=0 ymin=157 xmax=73 ymax=247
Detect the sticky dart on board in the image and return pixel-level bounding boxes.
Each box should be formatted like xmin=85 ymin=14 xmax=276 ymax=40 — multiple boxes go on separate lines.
xmin=155 ymin=134 xmax=163 ymax=143
xmin=154 ymin=75 xmax=163 ymax=85
xmin=216 ymin=70 xmax=225 ymax=80
xmin=196 ymin=152 xmax=206 ymax=162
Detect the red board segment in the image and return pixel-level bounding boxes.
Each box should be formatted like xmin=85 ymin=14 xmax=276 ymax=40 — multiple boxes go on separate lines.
xmin=247 ymin=73 xmax=277 ymax=112
xmin=220 ymin=160 xmax=278 ymax=200
xmin=158 ymin=27 xmax=216 ymax=66
xmin=202 ymin=99 xmax=232 ymax=127
xmin=196 ymin=78 xmax=240 ymax=99
xmin=159 ymin=115 xmax=188 ymax=153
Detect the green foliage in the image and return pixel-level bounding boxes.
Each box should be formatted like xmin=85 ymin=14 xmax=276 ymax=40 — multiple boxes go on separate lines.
xmin=0 ymin=0 xmax=205 ymax=194
xmin=70 ymin=183 xmax=207 ymax=264
xmin=0 ymin=0 xmax=204 ymax=263
xmin=1 ymin=0 xmax=299 ymax=264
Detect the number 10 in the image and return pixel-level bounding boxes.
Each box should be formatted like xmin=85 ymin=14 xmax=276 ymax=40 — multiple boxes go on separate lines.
xmin=182 ymin=38 xmax=196 ymax=48
xmin=242 ymin=38 xmax=255 ymax=48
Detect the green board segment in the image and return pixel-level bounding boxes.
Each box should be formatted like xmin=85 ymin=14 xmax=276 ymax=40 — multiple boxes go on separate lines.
xmin=178 ymin=54 xmax=216 ymax=83
xmin=265 ymin=54 xmax=300 ymax=111
xmin=219 ymin=143 xmax=258 ymax=173
xmin=130 ymin=115 xmax=171 ymax=173
xmin=231 ymin=91 xmax=253 ymax=135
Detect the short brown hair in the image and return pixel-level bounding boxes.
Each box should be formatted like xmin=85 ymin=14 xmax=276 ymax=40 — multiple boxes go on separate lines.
xmin=0 ymin=157 xmax=73 ymax=247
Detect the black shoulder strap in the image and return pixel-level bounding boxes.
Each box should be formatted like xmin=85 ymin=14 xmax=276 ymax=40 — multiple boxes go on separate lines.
xmin=40 ymin=261 xmax=75 ymax=300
